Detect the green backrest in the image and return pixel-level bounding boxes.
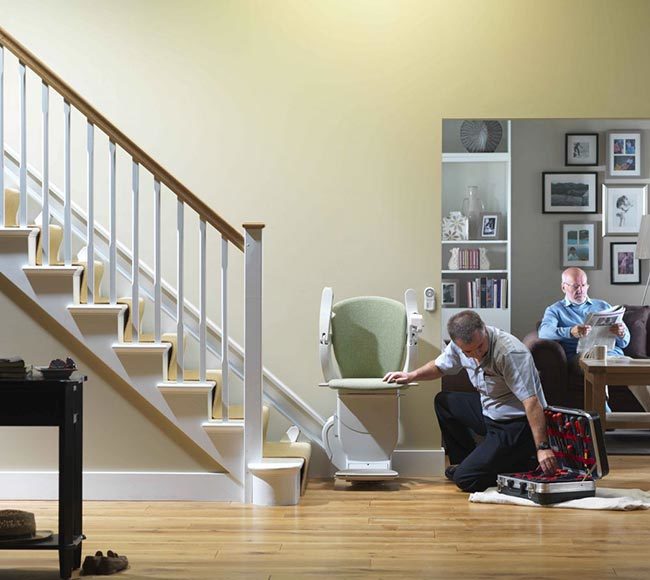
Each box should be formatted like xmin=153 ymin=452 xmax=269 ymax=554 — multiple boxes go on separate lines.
xmin=331 ymin=296 xmax=407 ymax=378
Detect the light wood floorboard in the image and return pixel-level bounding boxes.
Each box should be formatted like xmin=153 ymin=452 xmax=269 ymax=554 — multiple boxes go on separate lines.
xmin=1 ymin=456 xmax=649 ymax=579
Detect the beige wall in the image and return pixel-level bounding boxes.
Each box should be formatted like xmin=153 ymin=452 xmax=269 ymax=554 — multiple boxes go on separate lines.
xmin=2 ymin=0 xmax=650 ymax=462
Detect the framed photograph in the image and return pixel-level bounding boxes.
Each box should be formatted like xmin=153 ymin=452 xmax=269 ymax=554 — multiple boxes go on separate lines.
xmin=607 ymin=130 xmax=642 ymax=178
xmin=566 ymin=133 xmax=599 ymax=166
xmin=610 ymin=242 xmax=641 ymax=284
xmin=441 ymin=280 xmax=458 ymax=307
xmin=480 ymin=212 xmax=500 ymax=238
xmin=560 ymin=221 xmax=600 ymax=269
xmin=542 ymin=172 xmax=598 ymax=213
xmin=602 ymin=184 xmax=647 ymax=236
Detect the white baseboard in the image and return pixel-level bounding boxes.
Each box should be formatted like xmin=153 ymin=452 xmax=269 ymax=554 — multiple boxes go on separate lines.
xmin=0 ymin=471 xmax=243 ymax=501
xmin=392 ymin=448 xmax=445 ymax=477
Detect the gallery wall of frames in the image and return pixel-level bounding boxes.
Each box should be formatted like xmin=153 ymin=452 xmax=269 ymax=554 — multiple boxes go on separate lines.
xmin=509 ymin=120 xmax=650 ymax=339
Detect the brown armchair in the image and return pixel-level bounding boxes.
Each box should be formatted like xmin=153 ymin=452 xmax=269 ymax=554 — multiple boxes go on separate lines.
xmin=523 ymin=305 xmax=650 ymax=412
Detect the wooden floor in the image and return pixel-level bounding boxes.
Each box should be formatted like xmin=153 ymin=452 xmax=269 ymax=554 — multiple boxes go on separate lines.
xmin=1 ymin=456 xmax=650 ymax=579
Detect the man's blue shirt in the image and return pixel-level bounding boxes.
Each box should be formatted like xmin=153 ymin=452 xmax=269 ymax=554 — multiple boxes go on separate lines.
xmin=538 ymin=297 xmax=630 ymax=359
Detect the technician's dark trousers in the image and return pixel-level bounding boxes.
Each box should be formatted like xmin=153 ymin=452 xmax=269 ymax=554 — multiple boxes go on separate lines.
xmin=434 ymin=391 xmax=536 ymax=492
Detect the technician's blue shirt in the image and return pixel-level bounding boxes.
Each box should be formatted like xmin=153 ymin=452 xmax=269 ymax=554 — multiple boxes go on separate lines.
xmin=538 ymin=297 xmax=630 ymax=359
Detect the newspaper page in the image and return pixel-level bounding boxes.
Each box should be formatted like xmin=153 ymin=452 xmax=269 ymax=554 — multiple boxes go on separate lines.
xmin=577 ymin=305 xmax=625 ymax=354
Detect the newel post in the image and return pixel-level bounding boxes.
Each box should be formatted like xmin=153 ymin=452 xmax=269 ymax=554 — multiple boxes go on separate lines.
xmin=243 ymin=222 xmax=264 ymax=503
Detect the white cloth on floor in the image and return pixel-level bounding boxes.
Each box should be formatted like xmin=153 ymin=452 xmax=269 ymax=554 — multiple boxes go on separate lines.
xmin=469 ymin=487 xmax=650 ymax=510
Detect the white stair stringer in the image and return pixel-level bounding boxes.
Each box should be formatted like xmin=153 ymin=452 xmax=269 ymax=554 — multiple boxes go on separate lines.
xmin=0 ymin=228 xmax=244 ymax=499
xmin=4 ymin=148 xmax=327 ymax=449
xmin=159 ymin=382 xmax=245 ymax=485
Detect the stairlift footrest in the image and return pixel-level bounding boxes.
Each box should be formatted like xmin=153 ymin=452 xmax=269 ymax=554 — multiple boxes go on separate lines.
xmin=335 ymin=469 xmax=398 ymax=481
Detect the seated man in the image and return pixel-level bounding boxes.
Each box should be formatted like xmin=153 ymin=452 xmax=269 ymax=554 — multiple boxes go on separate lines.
xmin=538 ymin=267 xmax=650 ymax=410
xmin=384 ymin=310 xmax=557 ymax=493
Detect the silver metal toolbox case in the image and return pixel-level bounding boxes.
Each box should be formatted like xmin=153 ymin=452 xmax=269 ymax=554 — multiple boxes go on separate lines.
xmin=497 ymin=406 xmax=608 ymax=505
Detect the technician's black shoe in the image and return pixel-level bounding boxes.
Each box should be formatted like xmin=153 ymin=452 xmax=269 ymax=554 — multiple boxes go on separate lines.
xmin=444 ymin=465 xmax=458 ymax=481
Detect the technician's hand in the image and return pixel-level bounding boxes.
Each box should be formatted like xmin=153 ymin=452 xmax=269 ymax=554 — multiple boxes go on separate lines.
xmin=382 ymin=371 xmax=412 ymax=384
xmin=570 ymin=324 xmax=592 ymax=338
xmin=609 ymin=323 xmax=626 ymax=338
xmin=537 ymin=449 xmax=558 ymax=475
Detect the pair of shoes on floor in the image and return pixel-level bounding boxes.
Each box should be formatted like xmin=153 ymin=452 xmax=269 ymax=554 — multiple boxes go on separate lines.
xmin=444 ymin=464 xmax=458 ymax=481
xmin=82 ymin=550 xmax=129 ymax=575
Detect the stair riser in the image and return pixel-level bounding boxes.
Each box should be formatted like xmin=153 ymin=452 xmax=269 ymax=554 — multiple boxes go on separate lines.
xmin=68 ymin=309 xmax=126 ymax=344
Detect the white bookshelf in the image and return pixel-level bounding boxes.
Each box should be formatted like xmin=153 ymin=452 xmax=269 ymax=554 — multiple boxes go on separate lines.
xmin=441 ymin=120 xmax=512 ymax=340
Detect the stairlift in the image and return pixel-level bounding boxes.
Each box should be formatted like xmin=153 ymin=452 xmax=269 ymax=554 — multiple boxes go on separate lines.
xmin=319 ymin=288 xmax=423 ymax=481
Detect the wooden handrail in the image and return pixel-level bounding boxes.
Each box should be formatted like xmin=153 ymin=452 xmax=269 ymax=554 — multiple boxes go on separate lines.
xmin=0 ymin=26 xmax=244 ymax=251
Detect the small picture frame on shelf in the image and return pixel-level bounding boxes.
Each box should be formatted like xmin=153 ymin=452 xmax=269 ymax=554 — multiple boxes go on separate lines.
xmin=610 ymin=242 xmax=641 ymax=284
xmin=565 ymin=133 xmax=599 ymax=166
xmin=441 ymin=280 xmax=458 ymax=307
xmin=480 ymin=212 xmax=500 ymax=239
xmin=607 ymin=130 xmax=642 ymax=178
xmin=542 ymin=172 xmax=598 ymax=213
xmin=560 ymin=221 xmax=600 ymax=269
xmin=602 ymin=184 xmax=647 ymax=236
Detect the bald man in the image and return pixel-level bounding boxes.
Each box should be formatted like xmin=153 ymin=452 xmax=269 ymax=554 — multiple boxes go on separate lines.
xmin=538 ymin=267 xmax=650 ymax=411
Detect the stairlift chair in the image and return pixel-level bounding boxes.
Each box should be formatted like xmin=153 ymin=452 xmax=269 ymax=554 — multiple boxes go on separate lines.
xmin=319 ymin=288 xmax=423 ymax=481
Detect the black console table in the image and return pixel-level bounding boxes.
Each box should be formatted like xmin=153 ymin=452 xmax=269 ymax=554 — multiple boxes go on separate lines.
xmin=0 ymin=373 xmax=85 ymax=579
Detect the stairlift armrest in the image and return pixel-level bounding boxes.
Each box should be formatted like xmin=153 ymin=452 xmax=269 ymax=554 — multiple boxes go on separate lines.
xmin=319 ymin=287 xmax=340 ymax=381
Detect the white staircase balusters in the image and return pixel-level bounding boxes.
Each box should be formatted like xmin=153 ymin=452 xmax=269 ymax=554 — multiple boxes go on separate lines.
xmin=131 ymin=159 xmax=140 ymax=342
xmin=176 ymin=198 xmax=185 ymax=381
xmin=86 ymin=121 xmax=94 ymax=304
xmin=153 ymin=178 xmax=161 ymax=342
xmin=41 ymin=82 xmax=49 ymax=266
xmin=243 ymin=224 xmax=264 ymax=502
xmin=63 ymin=100 xmax=71 ymax=266
xmin=0 ymin=45 xmax=4 ymax=227
xmin=109 ymin=140 xmax=117 ymax=303
xmin=199 ymin=218 xmax=207 ymax=382
xmin=221 ymin=234 xmax=230 ymax=421
xmin=19 ymin=61 xmax=26 ymax=227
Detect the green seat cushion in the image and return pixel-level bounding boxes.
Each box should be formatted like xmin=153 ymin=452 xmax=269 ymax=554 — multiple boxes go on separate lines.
xmin=331 ymin=296 xmax=407 ymax=378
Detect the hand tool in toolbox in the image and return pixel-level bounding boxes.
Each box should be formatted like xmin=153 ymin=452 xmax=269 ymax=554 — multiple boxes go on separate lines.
xmin=497 ymin=405 xmax=608 ymax=505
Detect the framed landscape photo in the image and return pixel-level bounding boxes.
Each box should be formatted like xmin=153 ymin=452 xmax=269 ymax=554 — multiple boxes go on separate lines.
xmin=542 ymin=172 xmax=598 ymax=213
xmin=602 ymin=184 xmax=647 ymax=236
xmin=441 ymin=280 xmax=458 ymax=307
xmin=566 ymin=133 xmax=599 ymax=166
xmin=480 ymin=212 xmax=500 ymax=238
xmin=610 ymin=241 xmax=641 ymax=284
xmin=560 ymin=221 xmax=600 ymax=269
xmin=607 ymin=130 xmax=642 ymax=178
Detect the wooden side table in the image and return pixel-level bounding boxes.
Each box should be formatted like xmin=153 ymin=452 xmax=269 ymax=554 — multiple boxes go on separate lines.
xmin=0 ymin=373 xmax=85 ymax=579
xmin=580 ymin=358 xmax=650 ymax=430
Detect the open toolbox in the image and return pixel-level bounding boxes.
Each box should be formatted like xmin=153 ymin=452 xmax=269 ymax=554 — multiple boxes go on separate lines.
xmin=497 ymin=405 xmax=608 ymax=505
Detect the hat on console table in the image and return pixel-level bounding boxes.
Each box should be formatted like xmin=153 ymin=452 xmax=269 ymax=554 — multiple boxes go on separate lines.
xmin=0 ymin=510 xmax=52 ymax=544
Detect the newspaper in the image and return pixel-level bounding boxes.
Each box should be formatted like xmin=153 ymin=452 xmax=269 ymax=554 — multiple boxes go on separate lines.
xmin=577 ymin=305 xmax=625 ymax=354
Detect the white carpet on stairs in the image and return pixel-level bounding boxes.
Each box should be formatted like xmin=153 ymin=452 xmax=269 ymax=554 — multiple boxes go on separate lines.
xmin=469 ymin=487 xmax=650 ymax=510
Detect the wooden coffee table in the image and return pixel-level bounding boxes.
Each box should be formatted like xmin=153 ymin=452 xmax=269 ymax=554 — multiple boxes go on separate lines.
xmin=580 ymin=358 xmax=650 ymax=430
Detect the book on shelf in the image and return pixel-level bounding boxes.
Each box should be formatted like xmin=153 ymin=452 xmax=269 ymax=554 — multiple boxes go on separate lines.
xmin=461 ymin=277 xmax=508 ymax=309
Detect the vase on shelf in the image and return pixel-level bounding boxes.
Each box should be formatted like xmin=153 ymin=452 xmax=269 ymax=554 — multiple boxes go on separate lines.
xmin=461 ymin=186 xmax=485 ymax=239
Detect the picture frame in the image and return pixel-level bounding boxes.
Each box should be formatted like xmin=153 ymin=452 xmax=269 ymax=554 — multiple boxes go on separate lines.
xmin=441 ymin=280 xmax=459 ymax=307
xmin=480 ymin=212 xmax=500 ymax=239
xmin=607 ymin=130 xmax=642 ymax=178
xmin=542 ymin=172 xmax=598 ymax=214
xmin=565 ymin=133 xmax=599 ymax=166
xmin=602 ymin=184 xmax=647 ymax=236
xmin=610 ymin=241 xmax=641 ymax=284
xmin=560 ymin=221 xmax=600 ymax=269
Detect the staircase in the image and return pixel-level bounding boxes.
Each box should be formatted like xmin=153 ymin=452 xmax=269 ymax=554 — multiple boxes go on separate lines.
xmin=0 ymin=27 xmax=323 ymax=502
